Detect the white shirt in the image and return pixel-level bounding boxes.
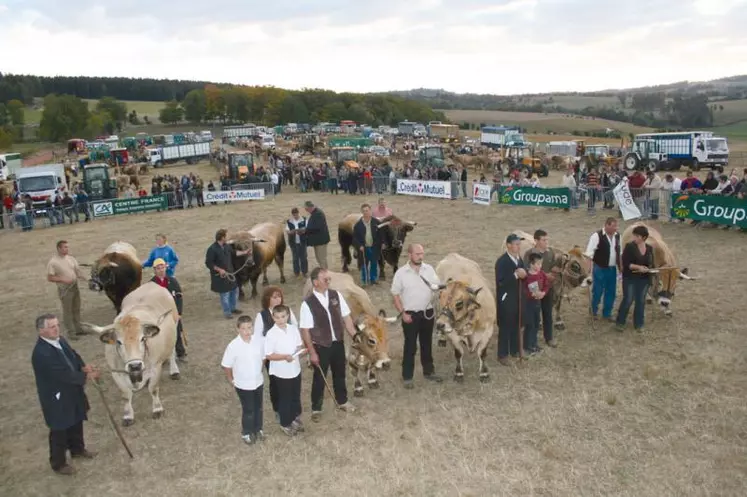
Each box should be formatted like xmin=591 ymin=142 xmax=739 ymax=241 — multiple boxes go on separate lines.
xmin=585 ymin=230 xmax=618 ymax=267
xmin=270 ymin=173 xmax=279 ymax=185
xmin=264 ymin=324 xmax=303 ymax=379
xmin=253 ymin=309 xmax=298 ymax=337
xmin=284 ymin=217 xmax=304 ymax=245
xmin=299 ymin=290 xmax=351 ymax=342
xmin=42 ymin=336 xmax=62 ymax=350
xmin=391 ymin=262 xmax=440 ymax=312
xmin=221 ymin=334 xmax=265 ymax=390
xmin=562 ymin=174 xmax=577 ymax=188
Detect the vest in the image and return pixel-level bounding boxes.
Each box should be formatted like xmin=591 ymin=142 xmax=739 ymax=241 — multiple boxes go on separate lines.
xmin=304 ymin=290 xmax=345 ymax=347
xmin=260 ymin=308 xmax=274 ymax=336
xmin=592 ymin=230 xmax=620 ymax=269
xmin=286 ymin=217 xmax=307 ymax=246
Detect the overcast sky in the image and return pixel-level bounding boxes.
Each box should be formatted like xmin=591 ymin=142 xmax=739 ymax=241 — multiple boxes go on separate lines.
xmin=1 ymin=0 xmax=746 ymax=95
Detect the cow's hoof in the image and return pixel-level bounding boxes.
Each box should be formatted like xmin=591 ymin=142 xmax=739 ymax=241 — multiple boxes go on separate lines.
xmin=353 ymin=389 xmax=364 ymax=397
xmin=381 ymin=362 xmax=391 ymax=371
xmin=453 ymin=375 xmax=464 ymax=383
xmin=122 ymin=418 xmax=134 ymax=427
xmin=368 ymin=382 xmax=379 ymax=389
xmin=438 ymin=340 xmax=448 ymax=348
xmin=342 ymin=267 xmax=348 ymax=273
xmin=152 ymin=411 xmax=163 ymax=420
xmin=555 ymin=322 xmax=566 ymax=331
xmin=479 ymin=375 xmax=490 ymax=383
xmin=379 ymin=275 xmax=386 ymax=281
xmin=170 ymin=373 xmax=180 ymax=380
xmin=280 ymin=276 xmax=286 ymax=284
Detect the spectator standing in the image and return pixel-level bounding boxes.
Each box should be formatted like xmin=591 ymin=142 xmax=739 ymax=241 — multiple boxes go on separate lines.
xmin=205 ymin=229 xmax=249 ymax=319
xmin=304 ymin=200 xmax=331 ymax=270
xmin=47 ymin=240 xmax=87 ymax=339
xmin=143 ymin=233 xmax=180 ymax=277
xmin=585 ymin=217 xmax=621 ymax=321
xmin=285 ymin=207 xmax=308 ymax=278
xmin=616 ymin=225 xmax=654 ymax=333
xmin=495 ymin=234 xmax=527 ymax=365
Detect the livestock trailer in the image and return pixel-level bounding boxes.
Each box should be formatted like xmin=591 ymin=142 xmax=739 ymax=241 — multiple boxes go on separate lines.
xmin=480 ymin=126 xmax=522 ymax=149
xmin=633 ymin=132 xmax=729 ymax=171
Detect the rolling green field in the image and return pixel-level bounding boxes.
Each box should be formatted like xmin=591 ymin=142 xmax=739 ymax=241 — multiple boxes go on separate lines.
xmin=711 ymin=99 xmax=747 ymax=126
xmin=521 ymin=94 xmax=622 ymax=109
xmin=22 ymin=99 xmax=166 ymax=125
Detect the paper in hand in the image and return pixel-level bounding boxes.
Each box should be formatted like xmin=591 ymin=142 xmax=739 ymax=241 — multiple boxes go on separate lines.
xmin=292 ymin=348 xmax=307 ymax=359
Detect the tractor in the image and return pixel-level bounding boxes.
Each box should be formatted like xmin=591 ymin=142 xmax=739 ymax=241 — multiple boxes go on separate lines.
xmin=578 ymin=144 xmax=618 ymax=172
xmin=623 ymin=139 xmax=668 ymax=172
xmin=82 ymin=163 xmax=118 ymax=201
xmin=417 ymin=145 xmax=445 ymax=168
xmin=330 ymin=147 xmax=359 ymax=168
xmin=502 ymin=142 xmax=548 ymax=178
xmin=225 ymin=151 xmax=255 ymax=182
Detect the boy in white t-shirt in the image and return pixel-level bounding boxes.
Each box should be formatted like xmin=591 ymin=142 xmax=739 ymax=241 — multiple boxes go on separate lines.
xmin=264 ymin=305 xmax=307 ymax=436
xmin=221 ymin=315 xmax=265 ymax=445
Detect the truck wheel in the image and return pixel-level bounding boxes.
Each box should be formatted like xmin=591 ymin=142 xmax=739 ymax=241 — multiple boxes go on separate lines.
xmin=156 ymin=161 xmax=163 ymax=168
xmin=647 ymin=160 xmax=659 ymax=172
xmin=623 ymin=153 xmax=639 ymax=171
xmin=540 ymin=164 xmax=549 ymax=178
xmin=691 ymin=158 xmax=700 ymax=171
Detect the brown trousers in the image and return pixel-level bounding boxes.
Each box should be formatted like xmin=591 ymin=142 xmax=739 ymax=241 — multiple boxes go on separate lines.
xmin=312 ymin=245 xmax=328 ymax=270
xmin=59 ymin=284 xmax=83 ymax=336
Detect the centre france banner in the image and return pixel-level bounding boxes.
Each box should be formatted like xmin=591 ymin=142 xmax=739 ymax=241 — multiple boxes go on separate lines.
xmin=498 ymin=186 xmax=571 ymax=209
xmin=671 ymin=193 xmax=747 ymax=227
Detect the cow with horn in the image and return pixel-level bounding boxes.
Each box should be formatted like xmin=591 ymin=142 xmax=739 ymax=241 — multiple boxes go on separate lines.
xmin=81 ymin=282 xmax=180 ymax=426
xmin=88 ymin=241 xmax=142 ymax=313
xmin=338 ymin=214 xmax=416 ymax=280
xmin=621 ymin=221 xmax=695 ymax=316
xmin=227 ymin=222 xmax=287 ymax=300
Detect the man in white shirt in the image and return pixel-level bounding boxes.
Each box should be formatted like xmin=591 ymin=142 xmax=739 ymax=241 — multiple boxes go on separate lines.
xmin=299 ymin=267 xmax=359 ymax=421
xmin=270 ymin=170 xmax=279 ymax=195
xmin=584 ymin=217 xmax=621 ymax=320
xmin=284 ymin=207 xmax=308 ymax=278
xmin=391 ymin=244 xmax=443 ymax=387
xmin=662 ymin=174 xmax=682 ymax=222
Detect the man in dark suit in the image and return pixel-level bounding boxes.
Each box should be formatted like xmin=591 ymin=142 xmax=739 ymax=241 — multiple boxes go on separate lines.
xmin=495 ymin=234 xmax=527 ymax=365
xmin=304 ymin=200 xmax=331 ymax=269
xmin=31 ymin=313 xmax=99 ymax=475
xmin=352 ymin=203 xmax=382 ymax=285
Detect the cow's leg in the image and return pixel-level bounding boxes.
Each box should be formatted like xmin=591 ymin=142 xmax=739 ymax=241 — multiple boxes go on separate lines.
xmin=367 ymin=367 xmax=379 ymax=389
xmin=351 ymin=364 xmax=365 ymax=397
xmin=111 ymin=373 xmax=136 ymax=426
xmin=238 ymin=281 xmax=247 ymax=301
xmin=250 ymin=276 xmax=259 ymax=299
xmin=554 ymin=293 xmax=566 ymax=330
xmin=478 ymin=343 xmax=490 ymax=383
xmin=378 ymin=255 xmax=386 ymax=281
xmin=341 ymin=242 xmax=350 ymax=272
xmin=169 ymin=349 xmax=180 ymax=380
xmin=150 ymin=364 xmax=165 ymax=419
xmin=275 ymin=252 xmax=286 ymax=284
xmin=262 ymin=267 xmax=270 ymax=286
xmin=451 ymin=337 xmax=465 ymax=382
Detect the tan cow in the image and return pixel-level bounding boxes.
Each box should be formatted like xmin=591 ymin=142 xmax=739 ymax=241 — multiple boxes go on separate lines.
xmin=432 ymin=253 xmax=496 ymax=382
xmin=81 ymin=282 xmax=180 ymax=426
xmin=512 ymin=230 xmax=593 ymax=330
xmin=621 ymin=222 xmax=694 ymax=316
xmin=302 ymin=271 xmax=397 ymax=396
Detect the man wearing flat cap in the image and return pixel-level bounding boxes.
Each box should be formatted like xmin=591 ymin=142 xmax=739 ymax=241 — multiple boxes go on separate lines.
xmin=495 ymin=234 xmax=527 ymax=365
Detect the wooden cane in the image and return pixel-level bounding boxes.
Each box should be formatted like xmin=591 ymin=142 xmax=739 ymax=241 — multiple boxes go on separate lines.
xmin=91 ymin=378 xmax=134 ymax=459
xmin=314 ymin=364 xmax=341 ymax=409
xmin=518 ymin=278 xmax=524 ymax=362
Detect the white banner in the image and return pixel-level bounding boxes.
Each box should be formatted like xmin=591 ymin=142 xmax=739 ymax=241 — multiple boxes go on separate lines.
xmin=396 ymin=179 xmax=451 ymax=199
xmin=203 ymin=189 xmax=266 ymax=203
xmin=612 ymin=178 xmax=641 ymax=221
xmin=472 ymin=183 xmax=492 ymax=205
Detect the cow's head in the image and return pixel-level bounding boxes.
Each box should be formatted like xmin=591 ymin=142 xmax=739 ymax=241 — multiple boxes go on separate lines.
xmin=353 ymin=311 xmax=396 ymax=369
xmin=227 ymin=232 xmax=264 ymax=268
xmin=82 ymin=310 xmax=173 ymax=387
xmin=89 ymin=256 xmax=120 ymax=292
xmin=352 ymin=315 xmax=383 ymax=368
xmin=378 ymin=217 xmax=416 ymax=266
xmin=435 ymin=279 xmax=482 ymax=335
xmin=654 ymin=266 xmax=694 ymax=315
xmin=560 ymin=246 xmax=593 ymax=288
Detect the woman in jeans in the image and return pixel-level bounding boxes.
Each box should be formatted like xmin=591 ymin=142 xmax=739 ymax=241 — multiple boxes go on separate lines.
xmin=616 ymin=225 xmax=654 ymax=333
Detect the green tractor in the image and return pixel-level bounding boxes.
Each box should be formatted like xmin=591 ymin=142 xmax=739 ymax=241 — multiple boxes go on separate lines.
xmin=83 ymin=163 xmax=118 ymax=201
xmin=330 ymin=147 xmax=359 ymax=167
xmin=417 ymin=145 xmax=445 ymax=168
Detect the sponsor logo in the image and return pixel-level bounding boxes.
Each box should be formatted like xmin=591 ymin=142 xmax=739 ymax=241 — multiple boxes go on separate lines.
xmin=92 ymin=202 xmax=113 ymax=217
xmin=203 ymin=190 xmax=266 ymax=202
xmin=693 ymin=198 xmax=746 ymax=224
xmin=472 ymin=183 xmax=491 ymax=205
xmin=396 ymin=179 xmax=451 ymax=199
xmin=672 ymin=195 xmax=690 ymax=218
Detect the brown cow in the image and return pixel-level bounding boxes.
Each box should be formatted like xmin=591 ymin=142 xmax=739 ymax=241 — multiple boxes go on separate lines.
xmin=621 ymin=222 xmax=694 ymax=316
xmin=89 ymin=241 xmax=142 ymax=313
xmin=228 ymin=222 xmax=286 ymax=300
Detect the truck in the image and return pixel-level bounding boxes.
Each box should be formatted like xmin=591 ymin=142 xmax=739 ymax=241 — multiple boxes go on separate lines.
xmin=223 ymin=125 xmax=257 ymax=139
xmin=626 ymin=132 xmax=729 ymax=172
xmin=480 ymin=126 xmax=522 ymax=149
xmin=146 ymin=142 xmax=211 ymax=167
xmin=82 ymin=163 xmax=117 ymax=201
xmin=397 ymin=121 xmax=418 ymax=136
xmin=428 ymin=124 xmax=460 ymax=142
xmin=328 ymin=137 xmax=373 ymax=149
xmin=0 ymin=153 xmax=22 ymax=180
xmin=17 ymin=164 xmax=67 ymax=211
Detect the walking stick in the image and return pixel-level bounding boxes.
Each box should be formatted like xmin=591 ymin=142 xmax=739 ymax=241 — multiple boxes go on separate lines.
xmin=517 ymin=281 xmax=524 ymax=362
xmin=314 ymin=364 xmax=341 ymax=409
xmin=91 ymin=378 xmax=134 ymax=459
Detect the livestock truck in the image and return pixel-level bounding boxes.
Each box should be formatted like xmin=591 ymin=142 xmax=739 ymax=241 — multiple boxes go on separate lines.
xmin=17 ymin=164 xmax=68 ymax=212
xmin=223 ymin=125 xmax=257 ymax=139
xmin=146 ymin=142 xmax=211 ymax=167
xmin=480 ymin=126 xmax=523 ymax=149
xmin=624 ymin=132 xmax=729 ymax=172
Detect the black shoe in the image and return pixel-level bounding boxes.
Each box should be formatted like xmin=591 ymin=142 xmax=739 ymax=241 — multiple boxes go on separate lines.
xmin=424 ymin=374 xmax=443 ymax=383
xmin=231 ymin=309 xmax=242 ymax=314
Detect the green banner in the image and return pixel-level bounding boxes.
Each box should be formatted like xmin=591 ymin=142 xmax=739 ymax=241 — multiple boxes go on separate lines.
xmin=499 ymin=186 xmax=571 ymax=208
xmin=671 ymin=193 xmax=747 ymax=227
xmin=91 ymin=195 xmax=168 ymax=218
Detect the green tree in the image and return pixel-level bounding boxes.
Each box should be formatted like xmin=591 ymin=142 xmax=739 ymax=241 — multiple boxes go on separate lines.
xmin=0 ymin=103 xmax=8 ymax=126
xmin=346 ymin=103 xmax=373 ymax=125
xmin=158 ymin=99 xmax=184 ymax=124
xmin=128 ymin=110 xmax=140 ymax=125
xmin=182 ymin=89 xmax=206 ymax=123
xmin=6 ymin=99 xmax=25 ymax=125
xmin=277 ymin=95 xmax=310 ymax=124
xmin=320 ymin=101 xmax=348 ymax=122
xmin=39 ymin=94 xmax=90 ymax=142
xmin=95 ymin=97 xmax=127 ymax=131
xmin=87 ymin=110 xmax=114 ymax=137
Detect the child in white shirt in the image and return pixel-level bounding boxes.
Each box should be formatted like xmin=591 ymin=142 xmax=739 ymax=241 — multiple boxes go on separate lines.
xmin=264 ymin=305 xmax=307 ymax=436
xmin=221 ymin=315 xmax=265 ymax=445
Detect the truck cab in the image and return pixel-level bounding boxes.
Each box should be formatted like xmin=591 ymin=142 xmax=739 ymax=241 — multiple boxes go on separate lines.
xmin=83 ymin=163 xmax=117 ymax=201
xmin=705 ymin=137 xmax=729 ymax=171
xmin=17 ymin=164 xmax=67 ymax=211
xmin=330 ymin=147 xmax=358 ymax=167
xmin=260 ymin=135 xmax=276 ymax=150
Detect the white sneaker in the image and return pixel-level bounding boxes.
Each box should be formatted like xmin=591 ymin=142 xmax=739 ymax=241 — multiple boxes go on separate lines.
xmin=338 ymin=402 xmax=356 ymax=412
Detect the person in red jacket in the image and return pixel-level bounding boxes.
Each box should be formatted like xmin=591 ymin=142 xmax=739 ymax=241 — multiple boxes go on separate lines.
xmin=523 ymin=252 xmax=549 ymax=355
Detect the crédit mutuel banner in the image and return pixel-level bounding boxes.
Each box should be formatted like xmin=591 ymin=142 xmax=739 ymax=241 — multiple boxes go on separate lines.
xmin=396 ymin=179 xmax=451 ymax=199
xmin=203 ymin=189 xmax=266 ymax=203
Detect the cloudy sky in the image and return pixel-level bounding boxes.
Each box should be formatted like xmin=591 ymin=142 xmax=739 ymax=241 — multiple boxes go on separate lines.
xmin=1 ymin=0 xmax=746 ymax=95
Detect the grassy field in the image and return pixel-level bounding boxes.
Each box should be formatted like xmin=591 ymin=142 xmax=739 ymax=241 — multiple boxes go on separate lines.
xmin=1 ymin=160 xmax=745 ymax=497
xmin=22 ymin=100 xmax=167 ymax=126
xmin=521 ymin=94 xmax=622 ymax=110
xmin=712 ymin=99 xmax=747 ymax=126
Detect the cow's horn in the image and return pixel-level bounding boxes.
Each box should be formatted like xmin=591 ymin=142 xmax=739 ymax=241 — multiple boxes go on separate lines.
xmin=80 ymin=322 xmax=115 ymax=334
xmin=107 ymin=261 xmax=119 ymax=268
xmin=378 ymin=221 xmax=391 ymax=229
xmin=404 ymin=220 xmax=417 ymax=226
xmin=467 ymin=286 xmax=482 ymax=296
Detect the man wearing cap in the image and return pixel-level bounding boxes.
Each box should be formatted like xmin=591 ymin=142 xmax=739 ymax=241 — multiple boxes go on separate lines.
xmin=151 ymin=258 xmax=186 ymax=361
xmin=495 ymin=234 xmax=527 ymax=365
xmin=303 ymin=200 xmax=330 ymax=270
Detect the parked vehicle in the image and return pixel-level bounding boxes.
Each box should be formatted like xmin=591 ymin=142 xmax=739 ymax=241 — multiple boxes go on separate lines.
xmin=146 ymin=142 xmax=211 ymax=167
xmin=626 ymin=132 xmax=729 ymax=172
xmin=0 ymin=153 xmax=22 ymax=180
xmin=17 ymin=164 xmax=67 ymax=211
xmin=82 ymin=163 xmax=117 ymax=201
xmin=480 ymin=126 xmax=522 ymax=149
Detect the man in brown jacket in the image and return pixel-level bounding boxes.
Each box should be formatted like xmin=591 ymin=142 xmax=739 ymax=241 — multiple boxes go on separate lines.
xmin=47 ymin=240 xmax=88 ymax=339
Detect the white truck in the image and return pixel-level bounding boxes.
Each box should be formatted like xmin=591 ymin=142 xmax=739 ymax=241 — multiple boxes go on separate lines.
xmin=223 ymin=125 xmax=256 ymax=139
xmin=147 ymin=142 xmax=211 ymax=167
xmin=480 ymin=126 xmax=523 ymax=149
xmin=17 ymin=164 xmax=67 ymax=211
xmin=626 ymin=132 xmax=729 ymax=172
xmin=0 ymin=152 xmax=23 ymax=180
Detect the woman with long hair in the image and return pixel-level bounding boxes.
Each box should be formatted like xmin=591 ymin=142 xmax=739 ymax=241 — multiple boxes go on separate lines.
xmin=615 ymin=225 xmax=654 ymax=333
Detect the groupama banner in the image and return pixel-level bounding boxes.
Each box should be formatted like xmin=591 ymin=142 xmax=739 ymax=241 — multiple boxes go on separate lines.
xmin=499 ymin=186 xmax=571 ymax=209
xmin=671 ymin=193 xmax=747 ymax=227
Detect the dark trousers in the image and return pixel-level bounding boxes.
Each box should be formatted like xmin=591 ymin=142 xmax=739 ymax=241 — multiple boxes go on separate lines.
xmin=274 ymin=374 xmax=302 ymax=428
xmin=401 ymin=311 xmax=435 ymax=380
xmin=523 ymin=299 xmax=541 ymax=352
xmin=540 ymin=289 xmax=554 ymax=343
xmin=264 ymin=360 xmax=279 ymax=413
xmin=49 ymin=421 xmax=85 ymax=470
xmin=289 ymin=241 xmax=308 ymax=276
xmin=311 ymin=341 xmax=347 ymax=411
xmin=498 ymin=297 xmax=520 ymax=358
xmin=616 ymin=278 xmax=650 ymax=329
xmin=176 ymin=321 xmax=186 ymax=357
xmin=235 ymin=385 xmax=263 ymax=436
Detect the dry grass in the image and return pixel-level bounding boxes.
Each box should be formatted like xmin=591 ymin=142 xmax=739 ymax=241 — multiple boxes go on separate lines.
xmin=1 ymin=161 xmax=746 ymax=497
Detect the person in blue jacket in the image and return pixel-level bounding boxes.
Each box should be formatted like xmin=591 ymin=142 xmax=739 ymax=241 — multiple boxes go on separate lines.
xmin=142 ymin=233 xmax=179 ymax=277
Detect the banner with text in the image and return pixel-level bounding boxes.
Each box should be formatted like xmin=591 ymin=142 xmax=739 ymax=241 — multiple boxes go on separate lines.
xmin=498 ymin=186 xmax=570 ymax=209
xmin=92 ymin=195 xmax=167 ymax=218
xmin=613 ymin=178 xmax=642 ymax=221
xmin=203 ymin=189 xmax=266 ymax=203
xmin=472 ymin=183 xmax=492 ymax=205
xmin=396 ymin=179 xmax=451 ymax=199
xmin=672 ymin=193 xmax=747 ymax=227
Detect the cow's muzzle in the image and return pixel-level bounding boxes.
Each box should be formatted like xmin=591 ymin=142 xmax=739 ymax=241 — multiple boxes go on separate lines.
xmin=88 ymin=280 xmax=102 ymax=292
xmin=126 ymin=361 xmax=144 ymax=383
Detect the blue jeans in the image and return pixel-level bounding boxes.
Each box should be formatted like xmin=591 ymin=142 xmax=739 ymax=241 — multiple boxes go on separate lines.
xmin=360 ymin=246 xmax=378 ymax=284
xmin=220 ymin=287 xmax=238 ymax=316
xmin=290 ymin=241 xmax=308 ymax=276
xmin=591 ymin=265 xmax=617 ymax=318
xmin=616 ymin=278 xmax=649 ymax=329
